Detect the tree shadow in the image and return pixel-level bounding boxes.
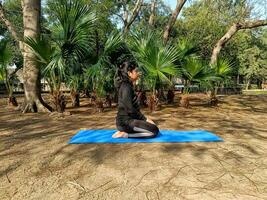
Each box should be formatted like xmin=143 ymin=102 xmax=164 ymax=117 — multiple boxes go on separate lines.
xmin=0 ymin=94 xmax=266 ymax=184
xmin=0 ymin=160 xmax=23 ymax=179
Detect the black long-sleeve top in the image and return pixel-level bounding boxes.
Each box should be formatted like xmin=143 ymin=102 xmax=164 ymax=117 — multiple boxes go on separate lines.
xmin=116 ymin=81 xmax=146 ymax=126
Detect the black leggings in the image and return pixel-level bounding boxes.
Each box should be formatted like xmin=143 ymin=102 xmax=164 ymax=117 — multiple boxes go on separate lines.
xmin=117 ymin=119 xmax=159 ymax=138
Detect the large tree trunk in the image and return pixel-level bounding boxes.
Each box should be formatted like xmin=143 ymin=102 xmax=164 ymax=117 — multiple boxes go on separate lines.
xmin=149 ymin=0 xmax=156 ymax=27
xmin=210 ymin=23 xmax=239 ymax=65
xmin=22 ymin=0 xmax=51 ymax=112
xmin=1 ymin=0 xmax=51 ymax=112
xmin=163 ymin=0 xmax=187 ymax=44
xmin=210 ymin=20 xmax=267 ymax=65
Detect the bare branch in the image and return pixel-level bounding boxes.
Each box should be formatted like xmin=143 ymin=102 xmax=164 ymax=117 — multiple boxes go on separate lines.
xmin=102 ymin=4 xmax=126 ymax=25
xmin=149 ymin=0 xmax=157 ymax=27
xmin=124 ymin=0 xmax=143 ymax=33
xmin=210 ymin=19 xmax=267 ymax=64
xmin=163 ymin=0 xmax=187 ymax=44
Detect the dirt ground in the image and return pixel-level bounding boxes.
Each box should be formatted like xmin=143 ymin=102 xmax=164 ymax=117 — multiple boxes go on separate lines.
xmin=0 ymin=94 xmax=267 ymax=200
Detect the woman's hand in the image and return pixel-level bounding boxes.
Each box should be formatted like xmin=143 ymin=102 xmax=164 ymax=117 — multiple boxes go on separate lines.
xmin=146 ymin=118 xmax=156 ymax=125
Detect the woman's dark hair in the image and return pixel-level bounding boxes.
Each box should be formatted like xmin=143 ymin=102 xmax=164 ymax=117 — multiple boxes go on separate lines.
xmin=114 ymin=61 xmax=137 ymax=90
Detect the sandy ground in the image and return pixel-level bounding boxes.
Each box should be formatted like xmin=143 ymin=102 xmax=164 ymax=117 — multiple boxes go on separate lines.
xmin=0 ymin=94 xmax=267 ymax=200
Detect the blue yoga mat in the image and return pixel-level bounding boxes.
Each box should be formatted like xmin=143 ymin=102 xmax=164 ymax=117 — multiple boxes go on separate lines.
xmin=68 ymin=129 xmax=223 ymax=144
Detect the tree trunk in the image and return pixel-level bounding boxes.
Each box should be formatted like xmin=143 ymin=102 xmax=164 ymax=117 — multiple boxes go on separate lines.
xmin=163 ymin=0 xmax=187 ymax=44
xmin=149 ymin=0 xmax=156 ymax=27
xmin=95 ymin=98 xmax=104 ymax=112
xmin=71 ymin=90 xmax=80 ymax=107
xmin=8 ymin=96 xmax=18 ymax=106
xmin=123 ymin=0 xmax=143 ymax=34
xmin=51 ymin=91 xmax=66 ymax=112
xmin=210 ymin=20 xmax=267 ymax=65
xmin=210 ymin=23 xmax=239 ymax=65
xmin=180 ymin=94 xmax=189 ymax=108
xmin=147 ymin=93 xmax=158 ymax=112
xmin=22 ymin=0 xmax=51 ymax=112
xmin=157 ymin=88 xmax=166 ymax=102
xmin=122 ymin=2 xmax=129 ymax=29
xmin=1 ymin=0 xmax=51 ymax=112
xmin=167 ymin=89 xmax=175 ymax=104
xmin=1 ymin=2 xmax=22 ymax=108
xmin=237 ymin=73 xmax=240 ymax=85
xmin=104 ymin=94 xmax=112 ymax=108
xmin=5 ymin=80 xmax=18 ymax=107
xmin=246 ymin=79 xmax=251 ymax=90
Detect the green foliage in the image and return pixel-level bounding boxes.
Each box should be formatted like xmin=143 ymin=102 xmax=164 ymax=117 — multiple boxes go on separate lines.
xmin=0 ymin=0 xmax=23 ymax=71
xmin=237 ymin=30 xmax=267 ymax=85
xmin=0 ymin=39 xmax=15 ymax=96
xmin=0 ymin=40 xmax=12 ymax=68
xmin=0 ymin=0 xmax=23 ymax=38
xmin=67 ymin=75 xmax=82 ymax=92
xmin=128 ymin=31 xmax=180 ymax=93
xmin=84 ymin=32 xmax=123 ymax=97
xmin=48 ymin=0 xmax=96 ymax=62
xmin=25 ymin=0 xmax=96 ymax=93
xmin=176 ymin=0 xmax=250 ymax=62
xmin=210 ymin=58 xmax=234 ymax=93
xmin=1 ymin=0 xmax=267 ymax=97
xmin=211 ymin=58 xmax=233 ymax=81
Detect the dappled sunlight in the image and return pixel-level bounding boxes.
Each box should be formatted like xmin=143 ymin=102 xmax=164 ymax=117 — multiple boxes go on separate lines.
xmin=0 ymin=94 xmax=267 ymax=199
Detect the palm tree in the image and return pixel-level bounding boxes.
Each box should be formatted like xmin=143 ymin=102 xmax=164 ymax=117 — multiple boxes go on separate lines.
xmin=172 ymin=39 xmax=220 ymax=107
xmin=181 ymin=58 xmax=216 ymax=92
xmin=210 ymin=58 xmax=233 ymax=104
xmin=178 ymin=57 xmax=232 ymax=107
xmin=0 ymin=40 xmax=18 ymax=106
xmin=128 ymin=31 xmax=180 ymax=111
xmin=84 ymin=32 xmax=123 ymax=112
xmin=67 ymin=75 xmax=82 ymax=107
xmin=179 ymin=57 xmax=217 ymax=107
xmin=25 ymin=0 xmax=95 ymax=112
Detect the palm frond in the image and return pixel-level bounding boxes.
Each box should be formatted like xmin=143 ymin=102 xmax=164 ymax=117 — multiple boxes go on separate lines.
xmin=176 ymin=39 xmax=199 ymax=60
xmin=24 ymin=37 xmax=55 ymax=66
xmin=0 ymin=40 xmax=12 ymax=81
xmin=67 ymin=74 xmax=82 ymax=91
xmin=128 ymin=31 xmax=180 ymax=90
xmin=103 ymin=32 xmax=123 ymax=56
xmin=49 ymin=0 xmax=96 ymax=61
xmin=0 ymin=40 xmax=12 ymax=66
xmin=211 ymin=58 xmax=233 ymax=78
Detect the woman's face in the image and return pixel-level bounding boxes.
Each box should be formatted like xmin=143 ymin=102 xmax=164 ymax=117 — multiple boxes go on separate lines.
xmin=128 ymin=68 xmax=140 ymax=82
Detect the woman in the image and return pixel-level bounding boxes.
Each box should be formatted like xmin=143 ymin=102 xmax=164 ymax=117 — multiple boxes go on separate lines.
xmin=112 ymin=61 xmax=159 ymax=138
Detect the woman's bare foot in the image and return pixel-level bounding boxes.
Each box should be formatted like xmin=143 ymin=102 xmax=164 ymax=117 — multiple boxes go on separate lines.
xmin=112 ymin=131 xmax=128 ymax=138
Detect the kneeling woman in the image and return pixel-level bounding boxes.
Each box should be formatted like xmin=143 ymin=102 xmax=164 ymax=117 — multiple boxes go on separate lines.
xmin=112 ymin=61 xmax=159 ymax=138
